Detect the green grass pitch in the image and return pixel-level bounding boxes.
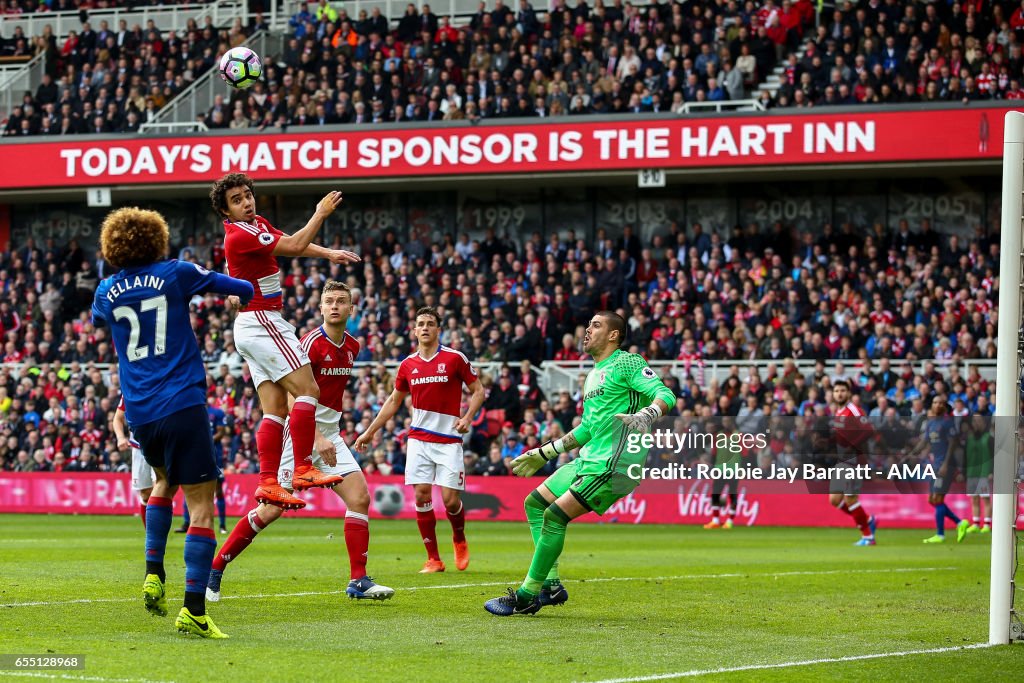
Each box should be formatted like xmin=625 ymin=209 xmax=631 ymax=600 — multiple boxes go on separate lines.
xmin=1 ymin=515 xmax=1021 ymax=682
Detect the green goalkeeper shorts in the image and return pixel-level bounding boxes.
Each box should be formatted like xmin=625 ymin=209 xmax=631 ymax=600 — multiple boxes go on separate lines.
xmin=541 ymin=460 xmax=639 ymax=515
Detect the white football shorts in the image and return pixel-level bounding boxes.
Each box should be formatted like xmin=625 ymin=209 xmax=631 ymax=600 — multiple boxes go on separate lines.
xmin=405 ymin=438 xmax=465 ymax=490
xmin=234 ymin=309 xmax=310 ymax=387
xmin=131 ymin=446 xmax=154 ymax=491
xmin=966 ymin=476 xmax=991 ymax=497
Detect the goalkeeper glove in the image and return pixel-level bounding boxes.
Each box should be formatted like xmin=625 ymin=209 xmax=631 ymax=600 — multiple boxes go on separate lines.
xmin=511 ymin=439 xmax=562 ymax=477
xmin=614 ymin=404 xmax=663 ymax=433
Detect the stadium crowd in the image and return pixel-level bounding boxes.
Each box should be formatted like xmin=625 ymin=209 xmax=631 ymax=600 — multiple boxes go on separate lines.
xmin=772 ymin=0 xmax=1024 ymax=106
xmin=1 ymin=1 xmax=265 ymax=135
xmin=0 ymin=214 xmax=1000 ymax=480
xmin=3 ymin=0 xmax=818 ymax=135
xmin=1 ymin=1 xmax=217 ymax=11
xmin=8 ymin=0 xmax=1024 ymax=133
xmin=246 ymin=0 xmax=813 ymax=126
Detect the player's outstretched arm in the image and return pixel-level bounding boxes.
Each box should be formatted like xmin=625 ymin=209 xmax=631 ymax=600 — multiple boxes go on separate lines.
xmin=274 ymin=191 xmax=343 ymax=257
xmin=205 ymin=272 xmax=255 ymax=305
xmin=354 ymin=389 xmax=407 ymax=451
xmin=454 ymin=379 xmax=486 ymax=433
xmin=511 ymin=426 xmax=589 ymax=477
xmin=301 ymin=242 xmax=361 ymax=264
xmin=176 ymin=261 xmax=254 ymax=306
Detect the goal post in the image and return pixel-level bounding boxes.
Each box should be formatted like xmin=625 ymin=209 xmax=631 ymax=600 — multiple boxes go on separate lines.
xmin=992 ymin=110 xmax=1024 ymax=645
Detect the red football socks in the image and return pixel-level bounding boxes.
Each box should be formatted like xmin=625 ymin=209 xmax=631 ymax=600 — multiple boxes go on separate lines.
xmin=290 ymin=397 xmax=317 ymax=469
xmin=447 ymin=501 xmax=466 ymax=543
xmin=344 ymin=512 xmax=370 ymax=579
xmin=256 ymin=415 xmax=286 ymax=485
xmin=848 ymin=502 xmax=872 ymax=536
xmin=416 ymin=504 xmax=441 ymax=561
xmin=213 ymin=508 xmax=268 ymax=571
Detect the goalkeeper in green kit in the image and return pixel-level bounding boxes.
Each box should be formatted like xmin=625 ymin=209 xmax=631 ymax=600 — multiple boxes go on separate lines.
xmin=485 ymin=311 xmax=676 ymax=616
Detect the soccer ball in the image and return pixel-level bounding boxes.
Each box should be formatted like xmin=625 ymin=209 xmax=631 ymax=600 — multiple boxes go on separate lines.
xmin=219 ymin=46 xmax=262 ymax=89
xmin=372 ymin=484 xmax=405 ymax=517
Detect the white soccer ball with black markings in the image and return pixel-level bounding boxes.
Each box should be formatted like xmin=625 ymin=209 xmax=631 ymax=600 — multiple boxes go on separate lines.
xmin=372 ymin=484 xmax=405 ymax=517
xmin=219 ymin=46 xmax=262 ymax=89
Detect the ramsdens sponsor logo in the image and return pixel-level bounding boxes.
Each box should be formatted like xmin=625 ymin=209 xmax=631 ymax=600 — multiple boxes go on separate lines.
xmin=584 ymin=388 xmax=605 ymax=401
xmin=320 ymin=367 xmax=352 ymax=376
xmin=411 ymin=376 xmax=448 ymax=386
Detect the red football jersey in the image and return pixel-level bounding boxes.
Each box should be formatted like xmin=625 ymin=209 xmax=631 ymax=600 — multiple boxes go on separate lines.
xmin=832 ymin=402 xmax=871 ymax=450
xmin=299 ymin=326 xmax=360 ymax=424
xmin=395 ymin=346 xmax=477 ymax=444
xmin=223 ymin=215 xmax=284 ymax=312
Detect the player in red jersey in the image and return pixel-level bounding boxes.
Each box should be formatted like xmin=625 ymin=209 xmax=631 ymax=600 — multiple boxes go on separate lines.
xmin=206 ymin=281 xmax=394 ymax=601
xmin=211 ymin=173 xmax=360 ymax=510
xmin=828 ymin=380 xmax=877 ymax=546
xmin=355 ymin=307 xmax=486 ymax=573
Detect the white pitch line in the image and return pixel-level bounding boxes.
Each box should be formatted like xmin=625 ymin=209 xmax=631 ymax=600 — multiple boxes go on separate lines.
xmin=0 ymin=540 xmax=168 ymax=548
xmin=583 ymin=643 xmax=995 ymax=683
xmin=2 ymin=671 xmax=174 ymax=683
xmin=0 ymin=566 xmax=955 ymax=609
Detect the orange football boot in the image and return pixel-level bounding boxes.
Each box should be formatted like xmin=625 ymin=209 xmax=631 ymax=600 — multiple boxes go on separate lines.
xmin=255 ymin=483 xmax=306 ymax=510
xmin=453 ymin=540 xmax=470 ymax=571
xmin=419 ymin=559 xmax=446 ymax=573
xmin=291 ymin=465 xmax=344 ymax=491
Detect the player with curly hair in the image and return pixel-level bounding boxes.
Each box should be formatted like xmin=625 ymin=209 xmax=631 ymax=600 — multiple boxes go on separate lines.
xmin=210 ymin=173 xmax=360 ymax=510
xmin=92 ymin=207 xmax=255 ymax=638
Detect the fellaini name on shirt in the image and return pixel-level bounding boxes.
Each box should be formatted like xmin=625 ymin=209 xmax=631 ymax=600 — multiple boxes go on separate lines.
xmin=105 ymin=274 xmax=166 ymax=303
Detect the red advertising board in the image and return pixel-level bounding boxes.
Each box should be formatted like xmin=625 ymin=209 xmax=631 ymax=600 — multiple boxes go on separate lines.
xmin=3 ymin=472 xmax=1021 ymax=529
xmin=0 ymin=108 xmax=1008 ymax=190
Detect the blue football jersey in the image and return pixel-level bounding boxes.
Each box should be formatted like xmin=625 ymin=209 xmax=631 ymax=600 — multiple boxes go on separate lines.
xmin=924 ymin=416 xmax=957 ymax=464
xmin=92 ymin=259 xmax=253 ymax=426
xmin=207 ymin=404 xmax=227 ymax=434
xmin=208 ymin=405 xmax=226 ymax=470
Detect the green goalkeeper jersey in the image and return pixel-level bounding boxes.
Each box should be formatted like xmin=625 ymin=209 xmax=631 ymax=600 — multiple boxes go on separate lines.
xmin=573 ymin=349 xmax=677 ymax=476
xmin=713 ymin=436 xmax=744 ymax=469
xmin=964 ymin=431 xmax=993 ymax=479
